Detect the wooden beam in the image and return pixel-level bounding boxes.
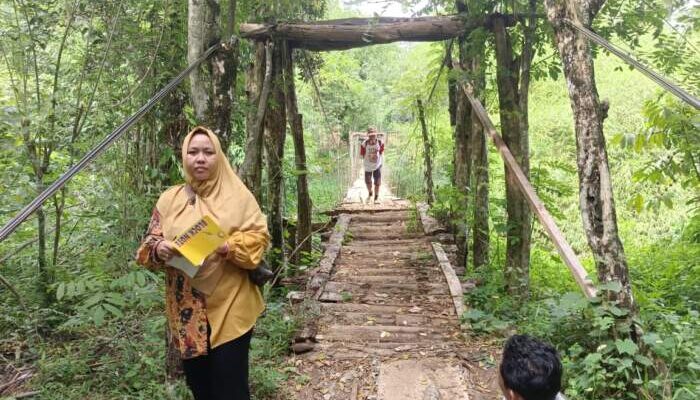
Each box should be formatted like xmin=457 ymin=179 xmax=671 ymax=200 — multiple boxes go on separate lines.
xmin=240 ymin=14 xmax=517 ymax=51
xmin=432 ymin=242 xmax=465 ymax=318
xmin=459 ymin=80 xmax=598 ymax=299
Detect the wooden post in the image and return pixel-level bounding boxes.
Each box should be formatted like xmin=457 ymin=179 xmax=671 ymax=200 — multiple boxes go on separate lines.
xmin=240 ymin=42 xmax=273 ymax=199
xmin=416 ymin=99 xmax=434 ymax=205
xmin=451 ymin=0 xmax=473 ymax=273
xmin=460 ymin=81 xmax=597 ymax=299
xmin=264 ymin=41 xmax=287 ymax=277
xmin=470 ymin=40 xmax=489 ymax=270
xmin=492 ymin=15 xmax=532 ymax=298
xmin=283 ymin=42 xmax=312 ymax=262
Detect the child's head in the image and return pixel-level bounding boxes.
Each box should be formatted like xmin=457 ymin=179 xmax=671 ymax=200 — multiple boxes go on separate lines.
xmin=499 ymin=335 xmax=562 ymax=400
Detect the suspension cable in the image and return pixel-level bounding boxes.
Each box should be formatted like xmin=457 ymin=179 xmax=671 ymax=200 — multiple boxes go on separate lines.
xmin=563 ymin=19 xmax=700 ymax=109
xmin=0 ymin=39 xmax=232 ymax=243
xmin=637 ymin=0 xmax=700 ymax=54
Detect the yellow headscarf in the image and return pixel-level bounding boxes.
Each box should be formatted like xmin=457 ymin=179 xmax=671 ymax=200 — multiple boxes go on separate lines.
xmin=156 ymin=126 xmax=266 ymax=240
xmin=155 ymin=127 xmax=267 ymax=293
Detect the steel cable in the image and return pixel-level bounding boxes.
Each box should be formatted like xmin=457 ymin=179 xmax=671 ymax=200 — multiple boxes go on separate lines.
xmin=563 ymin=19 xmax=700 ymax=109
xmin=0 ymin=39 xmax=230 ymax=243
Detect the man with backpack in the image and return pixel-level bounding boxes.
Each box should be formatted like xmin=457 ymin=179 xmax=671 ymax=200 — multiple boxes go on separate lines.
xmin=360 ymin=127 xmax=385 ymax=203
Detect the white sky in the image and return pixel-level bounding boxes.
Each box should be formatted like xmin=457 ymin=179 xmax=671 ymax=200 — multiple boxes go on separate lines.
xmin=344 ymin=0 xmax=431 ymax=17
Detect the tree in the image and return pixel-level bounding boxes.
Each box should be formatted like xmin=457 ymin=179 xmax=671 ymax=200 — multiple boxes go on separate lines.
xmin=240 ymin=41 xmax=273 ymax=199
xmin=187 ymin=0 xmax=239 ymax=151
xmin=283 ymin=43 xmax=313 ymax=261
xmin=264 ymin=41 xmax=287 ymax=276
xmin=491 ymin=3 xmax=537 ymax=298
xmin=544 ymin=0 xmax=637 ymax=327
xmin=469 ymin=29 xmax=489 ymax=270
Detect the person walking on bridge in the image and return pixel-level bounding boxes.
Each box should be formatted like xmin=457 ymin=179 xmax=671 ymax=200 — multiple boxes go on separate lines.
xmin=360 ymin=126 xmax=385 ymax=203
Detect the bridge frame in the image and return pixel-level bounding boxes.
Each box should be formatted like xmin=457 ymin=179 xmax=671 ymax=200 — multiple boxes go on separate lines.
xmin=240 ymin=13 xmax=597 ymax=298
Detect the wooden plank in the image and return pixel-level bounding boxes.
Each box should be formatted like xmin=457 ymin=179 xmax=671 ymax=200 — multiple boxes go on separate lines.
xmin=312 ymin=214 xmax=352 ymax=300
xmin=431 ymin=242 xmax=465 ymax=318
xmin=459 ymin=81 xmax=597 ymax=299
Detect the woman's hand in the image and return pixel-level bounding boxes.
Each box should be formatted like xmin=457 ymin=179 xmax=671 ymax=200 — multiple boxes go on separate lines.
xmin=156 ymin=240 xmax=180 ymax=261
xmin=215 ymin=242 xmax=230 ymax=256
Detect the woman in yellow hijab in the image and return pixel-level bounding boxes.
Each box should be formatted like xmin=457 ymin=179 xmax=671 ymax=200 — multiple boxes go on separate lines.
xmin=136 ymin=126 xmax=269 ymax=400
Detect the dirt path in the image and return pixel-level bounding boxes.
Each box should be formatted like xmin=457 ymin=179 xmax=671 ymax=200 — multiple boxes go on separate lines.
xmin=282 ymin=184 xmax=500 ymax=400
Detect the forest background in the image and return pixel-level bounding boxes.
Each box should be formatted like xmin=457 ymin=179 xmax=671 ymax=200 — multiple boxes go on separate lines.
xmin=0 ymin=0 xmax=698 ymax=399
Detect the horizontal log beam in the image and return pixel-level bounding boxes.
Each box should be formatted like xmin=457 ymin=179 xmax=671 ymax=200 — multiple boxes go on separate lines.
xmin=240 ymin=14 xmax=517 ymax=51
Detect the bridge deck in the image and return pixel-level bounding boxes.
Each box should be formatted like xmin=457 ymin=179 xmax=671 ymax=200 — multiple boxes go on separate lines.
xmin=282 ymin=186 xmax=501 ymax=399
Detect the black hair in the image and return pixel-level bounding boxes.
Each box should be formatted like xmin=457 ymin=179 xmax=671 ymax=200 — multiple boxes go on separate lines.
xmin=500 ymin=335 xmax=562 ymax=400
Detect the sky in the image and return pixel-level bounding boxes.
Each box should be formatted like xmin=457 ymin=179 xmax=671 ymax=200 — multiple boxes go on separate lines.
xmin=344 ymin=0 xmax=431 ymax=18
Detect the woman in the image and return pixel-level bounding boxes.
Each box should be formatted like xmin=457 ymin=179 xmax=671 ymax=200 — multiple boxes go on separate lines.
xmin=136 ymin=126 xmax=269 ymax=400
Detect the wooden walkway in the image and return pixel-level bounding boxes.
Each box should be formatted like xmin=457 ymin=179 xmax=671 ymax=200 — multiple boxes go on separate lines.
xmin=282 ymin=182 xmax=500 ymax=399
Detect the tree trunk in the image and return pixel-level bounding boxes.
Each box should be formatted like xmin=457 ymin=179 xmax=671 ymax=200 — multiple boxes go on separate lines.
xmin=187 ymin=0 xmax=218 ymax=120
xmin=545 ymin=0 xmax=636 ymax=321
xmin=470 ymin=41 xmax=489 ymax=270
xmin=282 ymin=43 xmax=312 ymax=262
xmin=493 ymin=15 xmax=531 ymax=298
xmin=264 ymin=42 xmax=287 ymax=277
xmin=446 ymin=49 xmax=457 ymax=128
xmin=416 ymin=99 xmax=435 ymax=205
xmin=450 ymin=1 xmax=472 ymax=272
xmin=240 ymin=42 xmax=273 ymax=199
xmin=209 ymin=38 xmax=239 ymax=151
xmin=452 ymin=43 xmax=472 ymax=271
xmin=187 ymin=0 xmax=238 ymax=150
xmin=240 ymin=15 xmax=514 ymax=51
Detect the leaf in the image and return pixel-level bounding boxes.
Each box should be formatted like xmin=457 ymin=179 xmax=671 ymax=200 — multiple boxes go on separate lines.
xmin=642 ymin=332 xmax=662 ymax=345
xmin=559 ymin=292 xmax=588 ymax=312
xmin=608 ymin=306 xmax=629 ymax=317
xmin=136 ymin=271 xmax=146 ymax=287
xmin=83 ymin=293 xmax=104 ymax=308
xmin=76 ymin=280 xmax=86 ymax=296
xmin=56 ymin=283 xmax=65 ymax=301
xmin=103 ymin=303 xmax=124 ymax=318
xmin=615 ymin=339 xmax=639 ymax=356
xmin=634 ymin=355 xmax=654 ymax=367
xmin=105 ymin=292 xmax=126 ymax=307
xmin=463 ymin=309 xmax=486 ymax=321
xmin=91 ymin=305 xmax=106 ymax=326
xmin=598 ymin=281 xmax=623 ymax=293
xmin=584 ymin=352 xmax=602 ymax=365
xmin=688 ymin=362 xmax=700 ymax=371
xmin=632 ymin=193 xmax=644 ymax=213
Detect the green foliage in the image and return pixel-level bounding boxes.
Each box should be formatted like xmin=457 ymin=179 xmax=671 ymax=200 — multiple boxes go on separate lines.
xmin=614 ymin=96 xmax=699 ymax=213
xmin=54 ymin=268 xmax=158 ymax=328
xmin=250 ymin=298 xmax=300 ymax=399
xmin=465 ymin=236 xmax=700 ymax=399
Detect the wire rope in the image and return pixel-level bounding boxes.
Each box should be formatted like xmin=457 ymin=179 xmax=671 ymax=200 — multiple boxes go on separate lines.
xmin=563 ymin=19 xmax=700 ymax=109
xmin=0 ymin=40 xmax=228 ymax=243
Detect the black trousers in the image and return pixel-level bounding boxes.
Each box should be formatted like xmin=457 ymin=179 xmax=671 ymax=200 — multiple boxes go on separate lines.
xmin=183 ymin=328 xmax=253 ymax=400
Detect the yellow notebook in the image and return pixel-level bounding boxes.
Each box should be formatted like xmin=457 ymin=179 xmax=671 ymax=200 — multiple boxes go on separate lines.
xmin=166 ymin=215 xmax=228 ymax=278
